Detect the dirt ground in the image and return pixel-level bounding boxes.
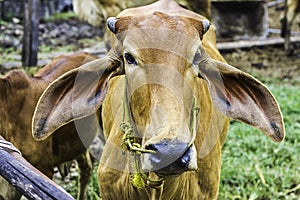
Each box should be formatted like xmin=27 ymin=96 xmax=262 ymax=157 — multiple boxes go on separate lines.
xmin=221 ymin=2 xmax=300 ymax=84
xmin=221 ymin=44 xmax=300 ymax=84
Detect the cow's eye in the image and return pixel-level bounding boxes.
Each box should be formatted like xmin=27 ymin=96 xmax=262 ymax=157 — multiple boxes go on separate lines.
xmin=124 ymin=53 xmax=137 ymax=65
xmin=192 ymin=52 xmax=201 ymax=65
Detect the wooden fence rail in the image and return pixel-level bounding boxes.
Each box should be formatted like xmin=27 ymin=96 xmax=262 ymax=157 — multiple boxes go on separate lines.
xmin=0 ymin=136 xmax=74 ymax=200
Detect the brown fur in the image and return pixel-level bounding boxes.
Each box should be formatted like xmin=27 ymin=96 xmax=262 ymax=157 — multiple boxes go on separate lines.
xmin=0 ymin=52 xmax=97 ymax=200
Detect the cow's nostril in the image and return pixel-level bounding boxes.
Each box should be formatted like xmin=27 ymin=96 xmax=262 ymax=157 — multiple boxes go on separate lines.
xmin=177 ymin=147 xmax=191 ymax=168
xmin=145 ymin=143 xmax=158 ymax=151
xmin=143 ymin=140 xmax=194 ymax=175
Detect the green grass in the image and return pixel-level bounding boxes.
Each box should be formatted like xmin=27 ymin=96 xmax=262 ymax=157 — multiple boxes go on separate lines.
xmin=219 ymin=83 xmax=300 ymax=200
xmin=61 ymin=162 xmax=101 ymax=200
xmin=0 ymin=46 xmax=22 ymax=63
xmin=87 ymin=164 xmax=102 ymax=200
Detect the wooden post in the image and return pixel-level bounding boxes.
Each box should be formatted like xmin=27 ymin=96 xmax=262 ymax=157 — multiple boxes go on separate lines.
xmin=22 ymin=0 xmax=40 ymax=67
xmin=0 ymin=136 xmax=75 ymax=200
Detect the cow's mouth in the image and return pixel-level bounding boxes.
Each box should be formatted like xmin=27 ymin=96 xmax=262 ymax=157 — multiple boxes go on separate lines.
xmin=142 ymin=141 xmax=197 ymax=176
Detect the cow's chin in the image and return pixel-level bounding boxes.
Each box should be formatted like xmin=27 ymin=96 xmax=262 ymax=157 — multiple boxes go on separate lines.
xmin=142 ymin=144 xmax=198 ymax=177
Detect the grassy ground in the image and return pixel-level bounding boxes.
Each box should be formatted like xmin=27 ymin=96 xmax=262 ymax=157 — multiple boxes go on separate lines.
xmin=219 ymin=82 xmax=300 ymax=200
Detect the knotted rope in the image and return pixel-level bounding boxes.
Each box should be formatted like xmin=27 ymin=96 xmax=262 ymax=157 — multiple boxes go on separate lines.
xmin=120 ymin=122 xmax=155 ymax=154
xmin=120 ymin=121 xmax=165 ymax=189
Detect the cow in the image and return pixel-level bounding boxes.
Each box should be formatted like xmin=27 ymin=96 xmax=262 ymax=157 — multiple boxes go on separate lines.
xmin=32 ymin=0 xmax=285 ymax=199
xmin=0 ymin=52 xmax=100 ymax=200
xmin=281 ymin=0 xmax=300 ymax=55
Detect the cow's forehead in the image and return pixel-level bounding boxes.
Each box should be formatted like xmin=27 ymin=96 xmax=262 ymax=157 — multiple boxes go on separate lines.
xmin=117 ymin=12 xmax=202 ymax=38
xmin=117 ymin=12 xmax=202 ymax=60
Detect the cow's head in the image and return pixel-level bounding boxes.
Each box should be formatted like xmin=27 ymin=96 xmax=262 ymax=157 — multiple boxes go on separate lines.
xmin=32 ymin=12 xmax=284 ymax=178
xmin=107 ymin=12 xmax=215 ymax=175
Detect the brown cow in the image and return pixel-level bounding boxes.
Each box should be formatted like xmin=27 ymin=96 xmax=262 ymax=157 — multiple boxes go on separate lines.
xmin=0 ymin=52 xmax=99 ymax=200
xmin=32 ymin=0 xmax=285 ymax=199
xmin=281 ymin=0 xmax=300 ymax=54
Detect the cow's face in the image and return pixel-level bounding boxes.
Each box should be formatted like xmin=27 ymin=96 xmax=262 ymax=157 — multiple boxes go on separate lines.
xmin=108 ymin=12 xmax=210 ymax=175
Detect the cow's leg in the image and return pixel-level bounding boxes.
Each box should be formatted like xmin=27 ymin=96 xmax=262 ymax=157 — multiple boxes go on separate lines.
xmin=76 ymin=151 xmax=93 ymax=200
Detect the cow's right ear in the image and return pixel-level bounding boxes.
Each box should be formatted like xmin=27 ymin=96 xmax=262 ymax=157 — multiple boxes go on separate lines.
xmin=32 ymin=55 xmax=122 ymax=141
xmin=198 ymin=56 xmax=285 ymax=142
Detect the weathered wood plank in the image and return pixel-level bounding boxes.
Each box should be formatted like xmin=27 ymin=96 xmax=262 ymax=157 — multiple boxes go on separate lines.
xmin=0 ymin=138 xmax=74 ymax=200
xmin=217 ymin=36 xmax=300 ymax=51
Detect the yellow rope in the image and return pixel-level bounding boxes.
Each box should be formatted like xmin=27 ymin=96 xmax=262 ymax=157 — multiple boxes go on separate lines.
xmin=120 ymin=121 xmax=164 ymax=189
xmin=120 ymin=122 xmax=156 ymax=154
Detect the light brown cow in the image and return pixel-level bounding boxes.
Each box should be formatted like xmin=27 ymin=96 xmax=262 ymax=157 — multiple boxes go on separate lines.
xmin=0 ymin=52 xmax=99 ymax=200
xmin=32 ymin=0 xmax=285 ymax=199
xmin=281 ymin=0 xmax=300 ymax=54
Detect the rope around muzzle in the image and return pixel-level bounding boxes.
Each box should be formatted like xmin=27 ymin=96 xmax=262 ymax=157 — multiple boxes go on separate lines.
xmin=120 ymin=78 xmax=200 ymax=189
xmin=120 ymin=122 xmax=155 ymax=154
xmin=120 ymin=122 xmax=165 ymax=189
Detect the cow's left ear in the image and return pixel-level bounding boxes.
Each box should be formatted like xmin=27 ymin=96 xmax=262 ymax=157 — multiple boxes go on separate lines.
xmin=32 ymin=54 xmax=122 ymax=141
xmin=198 ymin=58 xmax=285 ymax=142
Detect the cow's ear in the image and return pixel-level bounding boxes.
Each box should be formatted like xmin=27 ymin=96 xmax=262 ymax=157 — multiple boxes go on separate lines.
xmin=32 ymin=55 xmax=122 ymax=141
xmin=198 ymin=57 xmax=285 ymax=142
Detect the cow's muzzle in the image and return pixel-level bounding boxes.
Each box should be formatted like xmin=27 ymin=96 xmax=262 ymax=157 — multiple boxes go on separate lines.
xmin=142 ymin=140 xmax=197 ymax=176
